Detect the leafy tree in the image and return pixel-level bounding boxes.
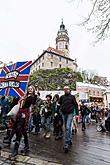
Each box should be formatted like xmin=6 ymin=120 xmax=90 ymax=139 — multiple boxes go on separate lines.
xmin=30 ymin=68 xmax=83 ymax=90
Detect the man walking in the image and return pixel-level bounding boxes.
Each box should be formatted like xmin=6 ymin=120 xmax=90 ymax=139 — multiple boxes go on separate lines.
xmin=59 ymin=86 xmax=78 ymax=152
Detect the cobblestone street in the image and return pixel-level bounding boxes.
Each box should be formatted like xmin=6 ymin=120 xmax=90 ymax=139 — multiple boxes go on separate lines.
xmin=0 ymin=150 xmax=62 ymax=165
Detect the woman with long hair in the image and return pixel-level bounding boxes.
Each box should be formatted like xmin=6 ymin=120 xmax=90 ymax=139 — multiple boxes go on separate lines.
xmin=53 ymin=94 xmax=63 ymax=140
xmin=11 ymin=85 xmax=36 ymax=157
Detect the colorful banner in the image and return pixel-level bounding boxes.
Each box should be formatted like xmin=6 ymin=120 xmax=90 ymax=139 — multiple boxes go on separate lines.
xmin=0 ymin=61 xmax=32 ymax=97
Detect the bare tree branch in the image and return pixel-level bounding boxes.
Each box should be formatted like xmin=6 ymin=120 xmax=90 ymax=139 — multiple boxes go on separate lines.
xmin=81 ymin=0 xmax=98 ymax=25
xmin=72 ymin=0 xmax=110 ymax=42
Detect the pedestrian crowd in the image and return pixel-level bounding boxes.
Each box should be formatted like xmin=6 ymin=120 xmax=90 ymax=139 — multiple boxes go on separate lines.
xmin=0 ymin=85 xmax=110 ymax=156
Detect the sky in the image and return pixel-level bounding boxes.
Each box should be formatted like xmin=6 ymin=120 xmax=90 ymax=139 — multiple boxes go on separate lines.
xmin=0 ymin=0 xmax=109 ymax=79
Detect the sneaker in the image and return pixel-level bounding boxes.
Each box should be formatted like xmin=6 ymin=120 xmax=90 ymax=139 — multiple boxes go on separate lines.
xmin=55 ymin=136 xmax=60 ymax=140
xmin=43 ymin=133 xmax=46 ymax=138
xmin=68 ymin=141 xmax=72 ymax=146
xmin=82 ymin=128 xmax=85 ymax=131
xmin=45 ymin=133 xmax=51 ymax=139
xmin=63 ymin=145 xmax=69 ymax=153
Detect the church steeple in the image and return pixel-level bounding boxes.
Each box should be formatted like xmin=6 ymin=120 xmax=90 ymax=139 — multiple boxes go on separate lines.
xmin=56 ymin=20 xmax=69 ymax=57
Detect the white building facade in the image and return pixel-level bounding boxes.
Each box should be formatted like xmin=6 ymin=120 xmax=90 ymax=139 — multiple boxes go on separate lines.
xmin=76 ymin=82 xmax=106 ymax=104
xmin=31 ymin=48 xmax=77 ymax=74
xmin=31 ymin=21 xmax=78 ymax=74
xmin=103 ymin=90 xmax=110 ymax=108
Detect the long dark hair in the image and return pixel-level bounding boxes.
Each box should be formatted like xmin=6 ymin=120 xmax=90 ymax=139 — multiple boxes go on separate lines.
xmin=53 ymin=94 xmax=59 ymax=102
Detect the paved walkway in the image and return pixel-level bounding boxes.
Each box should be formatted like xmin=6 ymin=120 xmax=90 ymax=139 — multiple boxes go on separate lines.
xmin=0 ymin=150 xmax=62 ymax=165
xmin=0 ymin=123 xmax=110 ymax=165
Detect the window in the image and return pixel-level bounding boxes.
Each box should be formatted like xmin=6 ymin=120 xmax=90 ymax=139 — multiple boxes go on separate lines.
xmin=42 ymin=56 xmax=44 ymax=60
xmin=97 ymin=91 xmax=99 ymax=96
xmin=39 ymin=65 xmax=40 ymax=69
xmin=42 ymin=63 xmax=44 ymax=67
xmin=66 ymin=59 xmax=68 ymax=64
xmin=89 ymin=90 xmax=91 ymax=95
xmin=59 ymin=64 xmax=61 ymax=68
xmin=93 ymin=91 xmax=95 ymax=95
xmin=51 ymin=54 xmax=53 ymax=59
xmin=51 ymin=62 xmax=53 ymax=67
xmin=65 ymin=45 xmax=68 ymax=49
xmin=59 ymin=43 xmax=62 ymax=49
xmin=59 ymin=57 xmax=61 ymax=62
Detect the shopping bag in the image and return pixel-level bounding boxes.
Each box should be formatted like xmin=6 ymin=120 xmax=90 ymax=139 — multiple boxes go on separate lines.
xmin=7 ymin=103 xmax=20 ymax=117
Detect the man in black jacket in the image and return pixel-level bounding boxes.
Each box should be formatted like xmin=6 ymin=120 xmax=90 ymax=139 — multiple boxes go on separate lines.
xmin=80 ymin=102 xmax=90 ymax=131
xmin=59 ymin=86 xmax=78 ymax=152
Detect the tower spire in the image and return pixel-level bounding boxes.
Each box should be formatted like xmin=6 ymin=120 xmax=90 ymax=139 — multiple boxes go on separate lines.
xmin=60 ymin=19 xmax=65 ymax=31
xmin=61 ymin=18 xmax=63 ymax=24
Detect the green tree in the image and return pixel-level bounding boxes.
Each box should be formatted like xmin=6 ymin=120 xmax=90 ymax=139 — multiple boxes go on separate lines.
xmin=30 ymin=68 xmax=83 ymax=90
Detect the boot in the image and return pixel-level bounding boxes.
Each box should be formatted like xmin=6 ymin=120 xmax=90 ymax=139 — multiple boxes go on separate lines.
xmin=21 ymin=145 xmax=29 ymax=153
xmin=11 ymin=141 xmax=19 ymax=157
xmin=22 ymin=135 xmax=29 ymax=153
xmin=3 ymin=130 xmax=14 ymax=145
xmin=4 ymin=130 xmax=10 ymax=140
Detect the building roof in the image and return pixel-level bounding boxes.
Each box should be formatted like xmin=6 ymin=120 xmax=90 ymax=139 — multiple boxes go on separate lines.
xmin=32 ymin=47 xmax=77 ymax=66
xmin=76 ymin=82 xmax=106 ymax=90
xmin=47 ymin=47 xmax=65 ymax=56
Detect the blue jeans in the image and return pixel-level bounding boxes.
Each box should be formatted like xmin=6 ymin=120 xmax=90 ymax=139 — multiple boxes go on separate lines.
xmin=41 ymin=115 xmax=52 ymax=133
xmin=82 ymin=115 xmax=86 ymax=129
xmin=62 ymin=113 xmax=74 ymax=146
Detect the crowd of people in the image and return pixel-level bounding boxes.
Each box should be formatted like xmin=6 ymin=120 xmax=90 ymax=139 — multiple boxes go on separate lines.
xmin=0 ymin=85 xmax=110 ymax=156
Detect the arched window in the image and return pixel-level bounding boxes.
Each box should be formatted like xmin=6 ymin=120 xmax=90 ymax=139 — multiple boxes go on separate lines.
xmin=65 ymin=45 xmax=68 ymax=49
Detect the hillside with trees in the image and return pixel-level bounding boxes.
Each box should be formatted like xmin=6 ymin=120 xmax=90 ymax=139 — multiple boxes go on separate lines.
xmin=29 ymin=68 xmax=83 ymax=90
xmin=29 ymin=68 xmax=108 ymax=90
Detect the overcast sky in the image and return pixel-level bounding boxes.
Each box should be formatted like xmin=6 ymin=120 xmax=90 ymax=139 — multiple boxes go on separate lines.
xmin=0 ymin=0 xmax=109 ymax=79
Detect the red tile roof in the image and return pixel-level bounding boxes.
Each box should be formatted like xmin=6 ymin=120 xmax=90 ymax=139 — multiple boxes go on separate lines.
xmin=47 ymin=47 xmax=65 ymax=56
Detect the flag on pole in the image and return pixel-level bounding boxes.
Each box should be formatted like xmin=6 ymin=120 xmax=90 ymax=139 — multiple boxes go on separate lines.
xmin=0 ymin=61 xmax=32 ymax=97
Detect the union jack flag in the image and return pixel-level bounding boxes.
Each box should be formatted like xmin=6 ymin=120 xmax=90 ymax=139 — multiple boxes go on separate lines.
xmin=0 ymin=61 xmax=32 ymax=97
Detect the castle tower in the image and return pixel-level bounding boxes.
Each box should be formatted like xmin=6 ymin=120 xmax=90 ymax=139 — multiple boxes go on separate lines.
xmin=56 ymin=20 xmax=69 ymax=57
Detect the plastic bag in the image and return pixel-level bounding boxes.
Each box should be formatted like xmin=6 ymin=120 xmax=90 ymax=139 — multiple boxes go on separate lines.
xmin=7 ymin=104 xmax=20 ymax=117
